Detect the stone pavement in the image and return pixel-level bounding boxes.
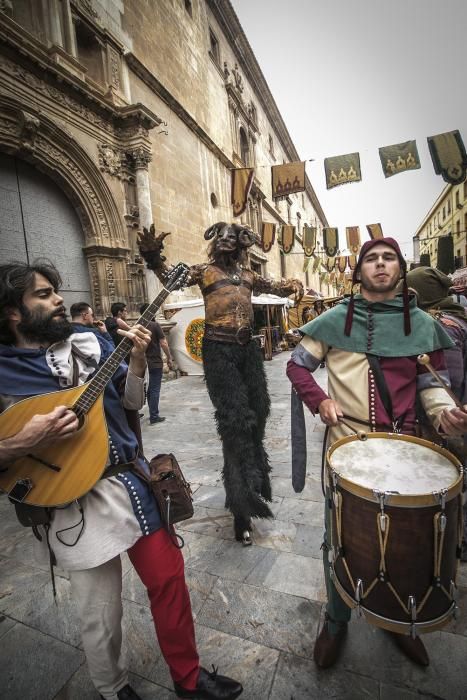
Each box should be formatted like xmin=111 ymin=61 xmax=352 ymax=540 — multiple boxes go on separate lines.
xmin=1 ymin=351 xmax=467 ymax=699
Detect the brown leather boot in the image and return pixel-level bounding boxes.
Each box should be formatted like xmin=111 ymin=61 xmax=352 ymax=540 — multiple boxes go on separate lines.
xmin=388 ymin=632 xmax=430 ymax=667
xmin=313 ymin=614 xmax=348 ymax=669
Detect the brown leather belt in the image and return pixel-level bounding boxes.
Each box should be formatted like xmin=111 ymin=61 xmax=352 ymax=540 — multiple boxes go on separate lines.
xmin=204 ymin=323 xmax=253 ymax=345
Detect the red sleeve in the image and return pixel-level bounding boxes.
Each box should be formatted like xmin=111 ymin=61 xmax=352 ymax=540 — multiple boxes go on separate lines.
xmin=286 ymin=359 xmax=329 ymax=414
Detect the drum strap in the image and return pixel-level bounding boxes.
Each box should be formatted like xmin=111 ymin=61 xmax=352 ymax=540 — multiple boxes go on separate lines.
xmin=366 ymin=354 xmax=407 ymax=432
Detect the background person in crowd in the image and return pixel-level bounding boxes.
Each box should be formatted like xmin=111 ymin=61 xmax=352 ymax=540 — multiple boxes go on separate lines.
xmin=301 ymin=305 xmax=313 ymax=324
xmin=70 ymin=301 xmax=114 ymax=346
xmin=0 ymin=262 xmax=243 ymax=700
xmin=139 ymin=302 xmax=174 ymax=425
xmin=313 ymin=299 xmax=326 ymax=317
xmin=405 ymin=265 xmax=467 ymax=561
xmin=105 ymin=302 xmax=129 ymax=347
xmin=287 ymin=238 xmax=467 ymax=669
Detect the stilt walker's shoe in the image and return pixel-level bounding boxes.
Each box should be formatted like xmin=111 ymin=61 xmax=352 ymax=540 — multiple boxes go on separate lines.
xmin=234 ymin=516 xmax=252 ymax=545
xmin=174 ymin=666 xmax=243 ymax=699
xmin=313 ymin=614 xmax=348 ymax=669
xmin=388 ymin=632 xmax=430 ymax=666
xmin=241 ymin=530 xmax=252 ymax=546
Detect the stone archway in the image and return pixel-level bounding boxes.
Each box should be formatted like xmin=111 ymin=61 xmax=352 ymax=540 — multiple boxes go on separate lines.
xmin=0 ymin=95 xmax=133 ymax=316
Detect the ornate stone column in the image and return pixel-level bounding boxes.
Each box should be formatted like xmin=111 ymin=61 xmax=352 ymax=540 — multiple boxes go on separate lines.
xmin=129 ymin=146 xmax=163 ymax=306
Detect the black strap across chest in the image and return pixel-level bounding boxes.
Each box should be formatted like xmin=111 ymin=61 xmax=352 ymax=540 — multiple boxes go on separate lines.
xmin=202 ymin=278 xmax=252 ymax=297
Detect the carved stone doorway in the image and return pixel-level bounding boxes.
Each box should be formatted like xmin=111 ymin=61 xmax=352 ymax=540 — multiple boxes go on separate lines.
xmin=0 ymin=153 xmax=91 ymax=309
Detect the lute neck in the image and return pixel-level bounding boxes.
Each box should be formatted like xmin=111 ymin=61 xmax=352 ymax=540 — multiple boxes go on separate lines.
xmin=73 ymin=287 xmax=169 ymax=417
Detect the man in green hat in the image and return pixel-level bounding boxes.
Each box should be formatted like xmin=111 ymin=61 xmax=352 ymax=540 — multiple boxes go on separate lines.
xmin=287 ymin=239 xmax=467 ymax=669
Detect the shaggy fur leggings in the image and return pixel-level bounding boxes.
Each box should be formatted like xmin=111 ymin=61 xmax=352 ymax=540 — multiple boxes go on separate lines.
xmin=202 ymin=338 xmax=273 ymax=535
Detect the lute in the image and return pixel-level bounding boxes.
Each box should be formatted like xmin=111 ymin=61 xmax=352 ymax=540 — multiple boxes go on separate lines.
xmin=0 ymin=263 xmax=189 ymax=507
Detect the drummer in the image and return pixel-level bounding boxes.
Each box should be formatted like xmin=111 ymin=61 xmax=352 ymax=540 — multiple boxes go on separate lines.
xmin=287 ymin=237 xmax=467 ymax=669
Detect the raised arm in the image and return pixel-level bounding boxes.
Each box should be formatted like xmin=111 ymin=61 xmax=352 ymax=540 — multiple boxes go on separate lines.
xmin=137 ymin=223 xmax=201 ymax=288
xmin=137 ymin=224 xmax=172 ymax=284
xmin=252 ymin=271 xmax=304 ymax=300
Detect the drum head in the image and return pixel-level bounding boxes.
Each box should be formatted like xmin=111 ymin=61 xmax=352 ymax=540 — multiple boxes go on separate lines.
xmin=329 ymin=435 xmax=459 ymax=495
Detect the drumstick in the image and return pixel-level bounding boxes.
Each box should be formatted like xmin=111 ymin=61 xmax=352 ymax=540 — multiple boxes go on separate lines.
xmin=338 ymin=417 xmax=367 ymax=441
xmin=417 ymin=354 xmax=464 ymax=409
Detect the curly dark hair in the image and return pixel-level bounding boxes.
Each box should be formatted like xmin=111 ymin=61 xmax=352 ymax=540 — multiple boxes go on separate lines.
xmin=0 ymin=261 xmax=62 ymax=344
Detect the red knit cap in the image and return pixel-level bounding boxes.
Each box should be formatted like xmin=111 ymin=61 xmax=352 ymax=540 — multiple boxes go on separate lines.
xmin=344 ymin=237 xmax=410 ymax=336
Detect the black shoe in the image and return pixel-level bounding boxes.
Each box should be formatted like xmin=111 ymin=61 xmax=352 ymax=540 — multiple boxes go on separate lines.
xmin=149 ymin=416 xmax=166 ymax=424
xmin=388 ymin=631 xmax=430 ymax=666
xmin=174 ymin=666 xmax=243 ymax=699
xmin=100 ymin=684 xmax=142 ymax=700
xmin=313 ymin=614 xmax=348 ymax=668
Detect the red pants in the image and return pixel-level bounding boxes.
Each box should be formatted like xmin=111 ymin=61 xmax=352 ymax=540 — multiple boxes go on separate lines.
xmin=128 ymin=528 xmax=199 ymax=689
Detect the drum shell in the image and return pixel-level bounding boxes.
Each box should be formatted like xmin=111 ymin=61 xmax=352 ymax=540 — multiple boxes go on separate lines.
xmin=327 ymin=433 xmax=463 ymax=632
xmin=331 ymin=488 xmax=461 ymax=624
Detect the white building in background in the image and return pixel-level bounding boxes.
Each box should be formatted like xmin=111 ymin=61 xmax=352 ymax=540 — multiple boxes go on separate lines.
xmin=413 ymin=181 xmax=467 ymax=271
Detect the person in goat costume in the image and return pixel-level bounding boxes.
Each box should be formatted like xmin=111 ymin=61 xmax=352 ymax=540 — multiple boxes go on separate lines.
xmin=138 ymin=222 xmax=302 ymax=544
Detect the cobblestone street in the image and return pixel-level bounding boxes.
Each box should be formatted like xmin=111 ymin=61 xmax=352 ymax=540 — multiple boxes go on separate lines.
xmin=1 ymin=351 xmax=467 ymax=699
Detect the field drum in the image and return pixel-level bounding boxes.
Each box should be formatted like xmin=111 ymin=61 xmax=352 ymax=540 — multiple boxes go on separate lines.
xmin=326 ymin=432 xmax=463 ymax=636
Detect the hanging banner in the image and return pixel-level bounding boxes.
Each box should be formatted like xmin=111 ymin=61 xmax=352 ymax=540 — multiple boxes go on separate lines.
xmin=427 ymin=129 xmax=467 ymax=185
xmin=281 ymin=224 xmax=295 ymax=254
xmin=302 ymin=224 xmax=317 ymax=257
xmin=346 ymin=226 xmax=361 ymax=254
xmin=303 ymin=256 xmax=311 ymax=273
xmin=337 ymin=256 xmax=348 ymax=273
xmin=312 ymin=255 xmax=321 ymax=272
xmin=323 ymin=227 xmax=339 ymax=256
xmin=378 ymin=140 xmax=421 ymax=178
xmin=366 ymin=223 xmax=384 ymax=240
xmin=329 ymin=271 xmax=336 ymax=284
xmin=231 ymin=168 xmax=254 ymax=217
xmin=271 ymin=161 xmax=306 ymax=198
xmin=348 ymin=254 xmax=358 ymax=270
xmin=326 ymin=256 xmax=336 ymax=272
xmin=261 ymin=222 xmax=276 ymax=253
xmin=324 ymin=152 xmax=361 ymax=189
xmin=437 ymin=234 xmax=455 ymax=274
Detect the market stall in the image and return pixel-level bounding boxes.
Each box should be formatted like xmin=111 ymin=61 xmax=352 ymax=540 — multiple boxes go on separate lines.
xmin=288 ymin=293 xmax=343 ymax=329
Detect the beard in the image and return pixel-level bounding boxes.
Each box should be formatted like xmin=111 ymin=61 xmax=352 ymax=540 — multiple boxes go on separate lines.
xmin=359 ymin=273 xmax=401 ymax=295
xmin=17 ymin=306 xmax=73 ymax=344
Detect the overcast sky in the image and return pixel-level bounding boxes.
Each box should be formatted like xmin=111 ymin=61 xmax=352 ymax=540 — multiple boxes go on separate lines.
xmin=231 ymin=0 xmax=467 ymax=257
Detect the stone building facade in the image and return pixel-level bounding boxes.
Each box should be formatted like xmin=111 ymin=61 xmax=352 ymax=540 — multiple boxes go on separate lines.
xmin=413 ymin=180 xmax=467 ymax=272
xmin=0 ymin=0 xmax=329 ymax=315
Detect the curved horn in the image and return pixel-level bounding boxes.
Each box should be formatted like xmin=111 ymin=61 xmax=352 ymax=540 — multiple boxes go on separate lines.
xmin=238 ymin=227 xmax=255 ymax=248
xmin=204 ymin=221 xmax=227 ymax=240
